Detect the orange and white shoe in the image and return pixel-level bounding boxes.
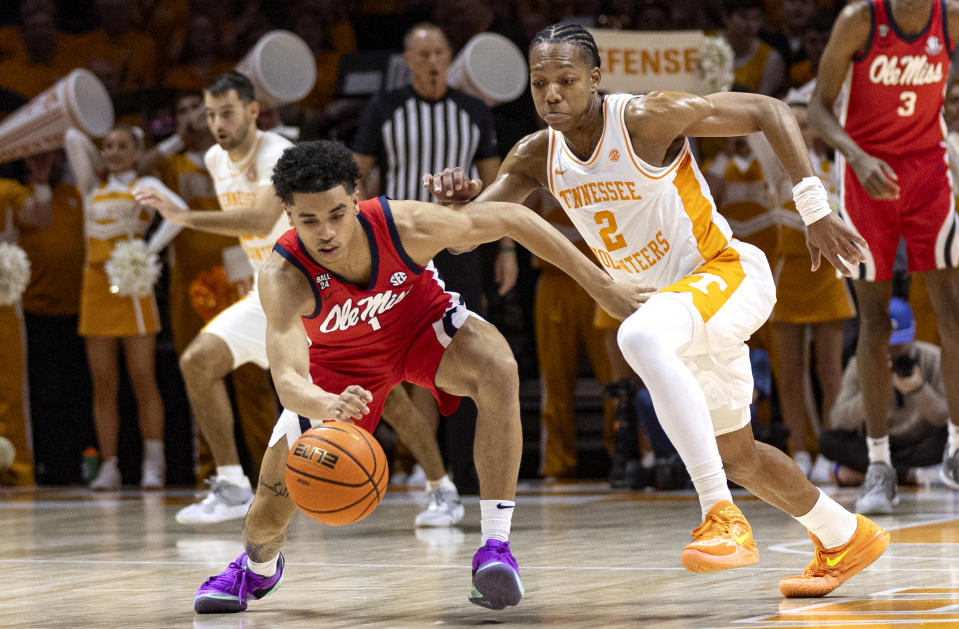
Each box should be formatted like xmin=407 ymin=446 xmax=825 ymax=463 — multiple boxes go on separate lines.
xmin=680 ymin=500 xmax=760 ymax=573
xmin=779 ymin=514 xmax=889 ymax=598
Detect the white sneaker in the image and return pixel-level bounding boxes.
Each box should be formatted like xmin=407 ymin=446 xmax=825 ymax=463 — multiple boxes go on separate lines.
xmin=407 ymin=464 xmax=427 ymax=490
xmin=90 ymin=457 xmax=121 ymax=491
xmin=175 ymin=476 xmax=254 ymax=525
xmin=141 ymin=458 xmax=165 ymax=490
xmin=808 ymin=454 xmax=834 ymax=485
xmin=415 ymin=483 xmax=464 ymax=527
xmin=793 ymin=451 xmax=812 ymax=477
xmin=855 ymin=461 xmax=899 ymax=514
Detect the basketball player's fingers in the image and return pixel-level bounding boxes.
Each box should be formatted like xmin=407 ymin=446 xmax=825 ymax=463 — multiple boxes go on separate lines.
xmin=878 ymin=160 xmax=899 ymax=181
xmin=840 ymin=239 xmax=866 ymax=264
xmin=807 ymin=243 xmax=822 ymax=272
xmin=343 ymin=384 xmax=373 ymax=403
xmin=437 ymin=168 xmax=457 ymax=195
xmin=341 ymin=388 xmax=372 ymax=415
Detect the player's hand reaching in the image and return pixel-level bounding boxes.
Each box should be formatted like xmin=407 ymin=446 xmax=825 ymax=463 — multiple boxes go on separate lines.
xmin=422 ymin=167 xmax=483 ymax=203
xmin=593 ymin=281 xmax=657 ymax=320
xmin=806 ymin=213 xmax=869 ymax=277
xmin=848 ymin=152 xmax=900 ymax=200
xmin=326 ymin=385 xmax=373 ymax=422
xmin=133 ymin=185 xmax=187 ymax=224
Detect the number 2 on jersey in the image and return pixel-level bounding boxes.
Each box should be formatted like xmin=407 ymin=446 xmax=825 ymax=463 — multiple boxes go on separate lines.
xmin=594 ymin=210 xmax=627 ymax=252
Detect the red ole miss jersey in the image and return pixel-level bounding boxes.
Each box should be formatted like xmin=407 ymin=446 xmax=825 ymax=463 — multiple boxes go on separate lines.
xmin=841 ymin=0 xmax=952 ymax=156
xmin=272 ymin=196 xmax=459 ymax=385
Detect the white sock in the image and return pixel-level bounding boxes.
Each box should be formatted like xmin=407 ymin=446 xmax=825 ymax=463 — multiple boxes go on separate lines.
xmin=480 ymin=499 xmax=514 ymax=543
xmin=246 ymin=554 xmax=278 ymax=577
xmin=795 ymin=489 xmax=858 ymax=549
xmin=143 ymin=440 xmax=164 ymax=463
xmin=217 ymin=465 xmax=249 ymax=487
xmin=687 ymin=459 xmax=733 ymax=519
xmin=866 ymin=436 xmax=892 ymax=466
xmin=948 ymin=421 xmax=959 ymax=457
xmin=426 ymin=473 xmax=454 ymax=491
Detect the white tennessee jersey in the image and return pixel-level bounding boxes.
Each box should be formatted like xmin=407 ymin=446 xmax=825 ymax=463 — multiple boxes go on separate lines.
xmin=205 ymin=129 xmax=293 ymax=272
xmin=546 ymin=93 xmax=734 ymax=289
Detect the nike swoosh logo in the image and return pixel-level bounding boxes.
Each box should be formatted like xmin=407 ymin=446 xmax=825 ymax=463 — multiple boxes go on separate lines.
xmin=734 ymin=531 xmax=751 ymax=545
xmin=826 ymin=548 xmax=851 ymax=567
xmin=496 ymin=503 xmax=514 ymax=510
xmin=554 ymin=169 xmax=567 ymax=175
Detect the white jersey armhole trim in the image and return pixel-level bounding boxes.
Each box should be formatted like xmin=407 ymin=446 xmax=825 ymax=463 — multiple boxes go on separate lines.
xmin=616 ymin=94 xmax=690 ymax=179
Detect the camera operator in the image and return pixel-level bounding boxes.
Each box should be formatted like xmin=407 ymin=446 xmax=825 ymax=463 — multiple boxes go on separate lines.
xmin=820 ymin=298 xmax=950 ymax=488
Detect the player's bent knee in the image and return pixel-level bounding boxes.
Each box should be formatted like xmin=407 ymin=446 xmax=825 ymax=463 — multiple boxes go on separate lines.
xmin=180 ymin=335 xmax=232 ymax=381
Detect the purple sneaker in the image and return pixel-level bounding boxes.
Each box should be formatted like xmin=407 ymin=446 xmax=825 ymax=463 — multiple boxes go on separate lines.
xmin=468 ymin=540 xmax=524 ymax=610
xmin=194 ymin=552 xmax=284 ymax=613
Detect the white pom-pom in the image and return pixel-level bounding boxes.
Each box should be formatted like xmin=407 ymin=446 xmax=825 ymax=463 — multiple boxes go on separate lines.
xmin=0 ymin=241 xmax=31 ymax=306
xmin=105 ymin=238 xmax=162 ymax=298
xmin=696 ymin=35 xmax=735 ymax=95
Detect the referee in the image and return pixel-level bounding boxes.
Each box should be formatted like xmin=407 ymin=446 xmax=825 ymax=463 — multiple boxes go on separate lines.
xmin=352 ymin=22 xmax=517 ymax=493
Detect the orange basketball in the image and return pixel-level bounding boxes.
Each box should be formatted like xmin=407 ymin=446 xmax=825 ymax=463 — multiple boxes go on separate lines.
xmin=285 ymin=421 xmax=389 ymax=525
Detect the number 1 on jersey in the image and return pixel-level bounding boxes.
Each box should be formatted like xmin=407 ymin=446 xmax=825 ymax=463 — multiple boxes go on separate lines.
xmin=594 ymin=210 xmax=627 ymax=252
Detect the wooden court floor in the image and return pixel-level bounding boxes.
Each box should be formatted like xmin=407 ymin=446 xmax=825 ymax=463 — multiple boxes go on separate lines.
xmin=1 ymin=481 xmax=958 ymax=628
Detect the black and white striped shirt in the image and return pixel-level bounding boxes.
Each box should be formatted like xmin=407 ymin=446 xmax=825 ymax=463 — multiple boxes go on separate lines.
xmin=352 ymin=86 xmax=498 ymax=202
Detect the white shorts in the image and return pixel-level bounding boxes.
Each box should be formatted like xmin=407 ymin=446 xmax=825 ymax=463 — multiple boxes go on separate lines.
xmin=269 ymin=408 xmax=314 ymax=450
xmin=657 ymin=241 xmax=776 ymax=435
xmin=201 ymin=289 xmax=268 ymax=370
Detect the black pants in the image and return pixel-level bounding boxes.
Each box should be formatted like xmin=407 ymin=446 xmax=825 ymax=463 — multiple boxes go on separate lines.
xmin=818 ymin=427 xmax=947 ymax=484
xmin=25 ymin=311 xmax=95 ymax=485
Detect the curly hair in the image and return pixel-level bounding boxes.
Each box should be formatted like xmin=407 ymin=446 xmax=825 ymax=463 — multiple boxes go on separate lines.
xmin=272 ymin=140 xmax=359 ymax=205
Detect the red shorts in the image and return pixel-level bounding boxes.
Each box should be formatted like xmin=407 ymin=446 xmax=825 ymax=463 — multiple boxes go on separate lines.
xmin=840 ymin=149 xmax=959 ymax=281
xmin=307 ymin=303 xmax=473 ymax=434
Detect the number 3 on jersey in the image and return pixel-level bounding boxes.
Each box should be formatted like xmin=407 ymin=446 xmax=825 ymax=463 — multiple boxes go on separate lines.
xmin=898 ymin=90 xmax=916 ymax=117
xmin=594 ymin=210 xmax=627 ymax=252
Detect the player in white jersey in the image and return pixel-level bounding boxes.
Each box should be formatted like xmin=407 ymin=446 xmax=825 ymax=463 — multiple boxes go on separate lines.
xmin=428 ymin=23 xmax=888 ymax=598
xmin=137 ymin=73 xmax=466 ymax=529
xmin=137 ymin=72 xmax=290 ymax=523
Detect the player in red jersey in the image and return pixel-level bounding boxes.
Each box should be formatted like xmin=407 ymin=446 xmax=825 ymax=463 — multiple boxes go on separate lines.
xmin=810 ymin=0 xmax=959 ymax=513
xmin=191 ymin=139 xmax=648 ymax=615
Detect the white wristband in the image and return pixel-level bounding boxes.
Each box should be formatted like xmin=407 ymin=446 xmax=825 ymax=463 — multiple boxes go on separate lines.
xmin=792 ymin=176 xmax=832 ymax=226
xmin=156 ymin=134 xmax=185 ymax=157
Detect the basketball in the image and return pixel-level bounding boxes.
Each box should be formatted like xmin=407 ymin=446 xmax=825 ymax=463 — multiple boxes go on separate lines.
xmin=285 ymin=421 xmax=389 ymax=525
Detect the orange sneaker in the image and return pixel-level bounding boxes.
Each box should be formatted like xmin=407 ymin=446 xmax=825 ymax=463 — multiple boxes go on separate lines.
xmin=680 ymin=500 xmax=760 ymax=573
xmin=779 ymin=514 xmax=889 ymax=598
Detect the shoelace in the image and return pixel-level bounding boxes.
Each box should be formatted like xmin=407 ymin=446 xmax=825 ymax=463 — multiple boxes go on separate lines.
xmin=863 ymin=467 xmax=893 ymax=498
xmin=691 ymin=511 xmax=729 ymax=539
xmin=203 ymin=556 xmax=249 ymax=603
xmin=801 ymin=546 xmax=832 ymax=577
xmin=425 ymin=487 xmax=445 ymax=509
xmin=195 ymin=477 xmax=226 ymax=502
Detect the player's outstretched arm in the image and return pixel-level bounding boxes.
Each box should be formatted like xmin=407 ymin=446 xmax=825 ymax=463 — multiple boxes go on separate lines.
xmin=258 ymin=252 xmax=372 ymax=422
xmin=398 ymin=200 xmax=654 ymax=320
xmin=134 ymin=183 xmax=284 ymax=237
xmin=645 ymin=90 xmax=868 ymax=276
